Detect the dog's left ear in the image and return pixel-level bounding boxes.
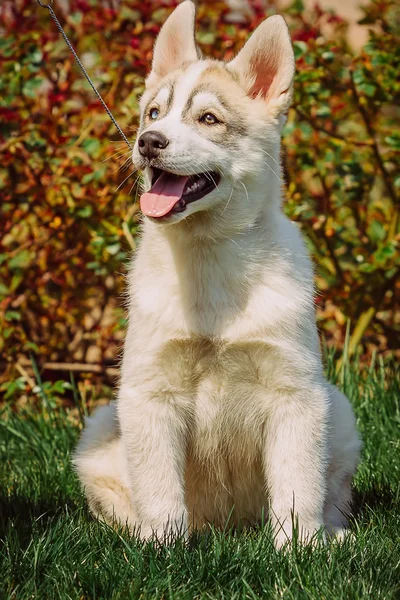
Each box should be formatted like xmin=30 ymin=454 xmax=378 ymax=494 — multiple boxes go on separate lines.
xmin=228 ymin=15 xmax=295 ymax=116
xmin=146 ymin=1 xmax=200 ymax=88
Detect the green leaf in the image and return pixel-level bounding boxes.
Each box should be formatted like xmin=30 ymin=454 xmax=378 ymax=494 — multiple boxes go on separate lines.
xmin=385 ymin=134 xmax=400 ymax=151
xmin=82 ymin=138 xmax=101 ymax=157
xmin=315 ymin=105 xmax=331 ymax=117
xmin=0 ymin=283 xmax=9 ymax=296
xmin=8 ymin=250 xmax=34 ymax=270
xmin=82 ymin=173 xmax=94 ymax=184
xmin=24 ymin=341 xmax=39 ymax=353
xmin=369 ymin=220 xmax=386 ymax=242
xmin=197 ymin=32 xmax=216 ymax=45
xmin=77 ymin=206 xmax=93 ymax=218
xmin=22 ymin=77 xmax=44 ymax=98
xmin=106 ymin=243 xmax=121 ymax=256
xmin=50 ymin=380 xmax=70 ymax=394
xmin=293 ymin=41 xmax=307 ymax=59
xmin=321 ymin=51 xmax=335 ymax=63
xmin=120 ymin=7 xmax=141 ymax=21
xmin=359 ymin=262 xmax=377 ymax=273
xmin=373 ymin=242 xmax=397 ymax=264
xmin=358 ymin=82 xmax=377 ymax=97
xmin=0 ymin=377 xmax=26 ymax=400
xmin=28 ymin=47 xmax=43 ymax=64
xmin=5 ymin=311 xmax=21 ymax=321
xmin=10 ymin=273 xmax=23 ymax=292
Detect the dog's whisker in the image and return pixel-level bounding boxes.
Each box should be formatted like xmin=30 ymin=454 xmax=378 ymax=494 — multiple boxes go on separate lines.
xmin=103 ymin=149 xmax=132 ymax=164
xmin=115 ymin=169 xmax=137 ymax=192
xmin=128 ymin=174 xmax=142 ymax=196
xmin=239 ymin=180 xmax=249 ymax=202
xmin=206 ymin=171 xmax=217 ymax=187
xmin=222 ymin=185 xmax=235 ymax=216
xmin=260 ymin=148 xmax=281 ymax=168
xmin=229 ymin=237 xmax=240 ymax=248
xmin=261 ymin=159 xmax=282 ymax=182
xmin=109 ymin=138 xmax=134 ymax=143
xmin=110 ymin=156 xmax=133 ymax=175
xmin=120 ymin=159 xmax=133 ymax=173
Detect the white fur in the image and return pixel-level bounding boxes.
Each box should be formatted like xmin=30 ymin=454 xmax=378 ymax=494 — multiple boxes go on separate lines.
xmin=74 ymin=2 xmax=361 ymax=548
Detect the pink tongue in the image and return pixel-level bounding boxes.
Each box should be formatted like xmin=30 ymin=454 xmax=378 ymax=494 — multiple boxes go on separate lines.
xmin=140 ymin=172 xmax=190 ymax=218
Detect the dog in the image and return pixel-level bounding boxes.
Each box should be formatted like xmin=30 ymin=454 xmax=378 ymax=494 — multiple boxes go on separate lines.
xmin=74 ymin=0 xmax=361 ymax=548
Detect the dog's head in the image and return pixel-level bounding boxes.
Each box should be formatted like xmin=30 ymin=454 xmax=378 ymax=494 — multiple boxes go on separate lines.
xmin=133 ymin=1 xmax=294 ymax=232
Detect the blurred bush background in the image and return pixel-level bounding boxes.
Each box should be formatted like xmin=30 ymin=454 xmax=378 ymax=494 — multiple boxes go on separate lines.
xmin=0 ymin=0 xmax=399 ymax=390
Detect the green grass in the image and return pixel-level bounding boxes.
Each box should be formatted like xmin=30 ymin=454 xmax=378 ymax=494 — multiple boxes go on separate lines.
xmin=1 ymin=354 xmax=399 ymax=599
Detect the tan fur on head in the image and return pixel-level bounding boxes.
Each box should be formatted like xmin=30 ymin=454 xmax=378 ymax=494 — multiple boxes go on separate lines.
xmin=74 ymin=3 xmax=361 ymax=549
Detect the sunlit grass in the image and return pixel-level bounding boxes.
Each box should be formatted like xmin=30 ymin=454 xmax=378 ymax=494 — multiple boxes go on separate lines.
xmin=1 ymin=354 xmax=399 ymax=599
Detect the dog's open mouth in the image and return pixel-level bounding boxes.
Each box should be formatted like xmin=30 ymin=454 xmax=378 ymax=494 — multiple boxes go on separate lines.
xmin=140 ymin=169 xmax=220 ymax=218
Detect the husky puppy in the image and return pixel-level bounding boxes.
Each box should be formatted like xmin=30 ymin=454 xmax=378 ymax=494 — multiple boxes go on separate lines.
xmin=74 ymin=1 xmax=361 ymax=548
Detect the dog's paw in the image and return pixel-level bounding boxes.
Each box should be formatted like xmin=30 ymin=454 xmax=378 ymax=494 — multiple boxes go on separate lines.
xmin=136 ymin=517 xmax=189 ymax=544
xmin=327 ymin=526 xmax=355 ymax=544
xmin=274 ymin=521 xmax=326 ymax=550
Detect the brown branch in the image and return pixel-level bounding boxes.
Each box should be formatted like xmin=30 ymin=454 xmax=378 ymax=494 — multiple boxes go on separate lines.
xmin=41 ymin=362 xmax=119 ymax=377
xmin=317 ymin=171 xmax=345 ymax=282
xmin=349 ymin=67 xmax=399 ymax=211
xmin=294 ymin=107 xmax=374 ymax=147
xmin=3 ymin=359 xmax=120 ymax=381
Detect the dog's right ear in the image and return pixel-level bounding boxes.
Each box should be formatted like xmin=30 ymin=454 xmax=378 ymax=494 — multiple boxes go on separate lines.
xmin=146 ymin=1 xmax=199 ymax=88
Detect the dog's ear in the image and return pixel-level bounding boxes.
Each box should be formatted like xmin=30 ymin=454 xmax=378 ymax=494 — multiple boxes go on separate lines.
xmin=146 ymin=1 xmax=199 ymax=88
xmin=227 ymin=15 xmax=295 ymax=116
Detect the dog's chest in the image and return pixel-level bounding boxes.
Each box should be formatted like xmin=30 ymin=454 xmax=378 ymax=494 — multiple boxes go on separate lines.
xmin=158 ymin=336 xmax=281 ymax=458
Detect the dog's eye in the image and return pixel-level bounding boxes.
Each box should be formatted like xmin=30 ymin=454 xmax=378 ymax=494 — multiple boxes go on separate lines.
xmin=200 ymin=112 xmax=220 ymax=125
xmin=149 ymin=107 xmax=159 ymax=120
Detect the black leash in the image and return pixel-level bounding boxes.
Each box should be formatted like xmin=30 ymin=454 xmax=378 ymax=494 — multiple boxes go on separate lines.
xmin=36 ymin=0 xmax=133 ymax=150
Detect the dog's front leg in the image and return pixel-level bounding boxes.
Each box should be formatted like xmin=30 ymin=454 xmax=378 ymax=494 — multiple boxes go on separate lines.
xmin=264 ymin=386 xmax=329 ymax=548
xmin=118 ymin=384 xmax=188 ymax=541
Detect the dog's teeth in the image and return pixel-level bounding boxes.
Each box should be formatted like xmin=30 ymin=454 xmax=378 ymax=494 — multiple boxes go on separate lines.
xmin=185 ymin=175 xmax=206 ymax=195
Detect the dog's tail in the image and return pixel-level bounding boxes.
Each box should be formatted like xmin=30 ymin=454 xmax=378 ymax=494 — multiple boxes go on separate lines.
xmin=73 ymin=403 xmax=135 ymax=527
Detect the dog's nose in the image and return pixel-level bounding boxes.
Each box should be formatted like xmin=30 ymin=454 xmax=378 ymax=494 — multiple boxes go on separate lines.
xmin=138 ymin=131 xmax=169 ymax=159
